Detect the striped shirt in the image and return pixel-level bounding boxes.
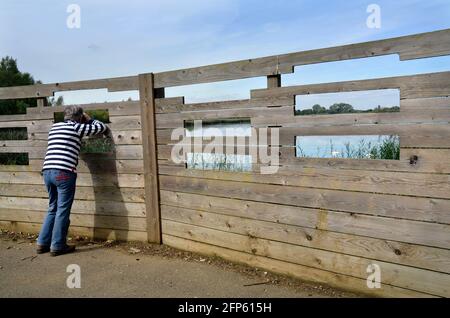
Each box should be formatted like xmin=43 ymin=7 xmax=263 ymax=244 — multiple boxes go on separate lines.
xmin=42 ymin=119 xmax=107 ymax=173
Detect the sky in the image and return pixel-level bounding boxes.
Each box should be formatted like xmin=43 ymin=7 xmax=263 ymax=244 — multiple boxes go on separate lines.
xmin=1 ymin=0 xmax=450 ymax=105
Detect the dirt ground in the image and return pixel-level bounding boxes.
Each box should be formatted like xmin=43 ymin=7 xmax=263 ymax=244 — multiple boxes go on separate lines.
xmin=0 ymin=230 xmax=361 ymax=298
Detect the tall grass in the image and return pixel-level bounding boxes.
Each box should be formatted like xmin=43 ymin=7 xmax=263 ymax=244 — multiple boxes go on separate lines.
xmin=187 ymin=153 xmax=251 ymax=172
xmin=297 ymin=135 xmax=400 ymax=160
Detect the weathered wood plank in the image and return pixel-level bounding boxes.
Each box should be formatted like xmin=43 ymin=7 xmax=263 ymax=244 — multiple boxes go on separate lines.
xmin=278 ymin=124 xmax=450 ymax=148
xmin=0 ymin=196 xmax=145 ymax=217
xmin=0 ymin=171 xmax=144 ymax=188
xmin=0 ymin=159 xmax=144 ymax=174
xmin=158 ymin=165 xmax=450 ymax=200
xmin=139 ymin=73 xmax=161 ymax=243
xmin=0 ymin=76 xmax=139 ymax=100
xmin=251 ymin=72 xmax=450 ymax=100
xmin=26 ymin=101 xmax=141 ymax=116
xmin=0 ymin=209 xmax=146 ymax=231
xmin=155 ymin=105 xmax=292 ymax=129
xmin=252 ymin=111 xmax=450 ymax=128
xmin=153 ymin=29 xmax=450 ymax=88
xmin=279 ymin=149 xmax=450 ymax=174
xmin=164 ymin=233 xmax=433 ymax=297
xmin=0 ymin=220 xmax=148 ymax=241
xmin=155 ymin=96 xmax=294 ymax=113
xmin=401 ymin=97 xmax=450 ymax=111
xmin=158 ymin=175 xmax=450 ymax=226
xmin=0 ymin=184 xmax=145 ymax=202
xmin=160 ymin=197 xmax=450 ymax=273
xmin=163 ymin=217 xmax=450 ymax=296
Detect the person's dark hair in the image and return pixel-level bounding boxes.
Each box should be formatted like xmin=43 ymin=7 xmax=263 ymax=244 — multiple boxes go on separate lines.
xmin=64 ymin=105 xmax=84 ymax=122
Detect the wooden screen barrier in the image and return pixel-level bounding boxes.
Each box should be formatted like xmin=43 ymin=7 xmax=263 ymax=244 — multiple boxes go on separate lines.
xmin=1 ymin=29 xmax=450 ymax=297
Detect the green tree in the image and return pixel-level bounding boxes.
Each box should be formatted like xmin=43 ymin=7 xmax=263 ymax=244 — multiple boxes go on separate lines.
xmin=0 ymin=56 xmax=37 ymax=115
xmin=328 ymin=103 xmax=354 ymax=114
xmin=312 ymin=104 xmax=326 ymax=114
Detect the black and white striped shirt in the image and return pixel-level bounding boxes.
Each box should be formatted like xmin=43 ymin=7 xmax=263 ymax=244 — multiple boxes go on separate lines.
xmin=42 ymin=119 xmax=107 ymax=173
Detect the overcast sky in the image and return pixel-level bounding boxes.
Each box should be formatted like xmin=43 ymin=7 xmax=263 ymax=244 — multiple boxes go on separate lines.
xmin=1 ymin=0 xmax=450 ymax=105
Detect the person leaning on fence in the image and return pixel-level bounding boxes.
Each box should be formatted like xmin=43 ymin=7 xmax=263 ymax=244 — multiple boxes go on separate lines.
xmin=36 ymin=105 xmax=110 ymax=256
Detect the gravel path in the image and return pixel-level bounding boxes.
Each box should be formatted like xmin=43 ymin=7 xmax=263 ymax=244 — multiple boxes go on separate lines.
xmin=0 ymin=231 xmax=360 ymax=298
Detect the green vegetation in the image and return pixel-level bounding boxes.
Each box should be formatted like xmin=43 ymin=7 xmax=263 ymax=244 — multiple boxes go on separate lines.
xmin=295 ymin=103 xmax=399 ymax=116
xmin=53 ymin=109 xmax=111 ymax=123
xmin=0 ymin=57 xmax=37 ymax=115
xmin=81 ymin=136 xmax=113 ymax=154
xmin=187 ymin=153 xmax=250 ymax=172
xmin=0 ymin=153 xmax=29 ymax=165
xmin=0 ymin=127 xmax=27 ymax=140
xmin=296 ymin=135 xmax=400 ymax=160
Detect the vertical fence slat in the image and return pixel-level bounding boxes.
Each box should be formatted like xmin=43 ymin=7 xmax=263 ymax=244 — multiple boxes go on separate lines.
xmin=139 ymin=73 xmax=162 ymax=243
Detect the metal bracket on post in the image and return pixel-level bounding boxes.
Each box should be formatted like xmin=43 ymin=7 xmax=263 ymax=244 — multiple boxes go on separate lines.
xmin=138 ymin=73 xmax=162 ymax=244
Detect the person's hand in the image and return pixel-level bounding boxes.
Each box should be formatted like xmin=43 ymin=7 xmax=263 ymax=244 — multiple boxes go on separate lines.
xmin=82 ymin=112 xmax=91 ymax=122
xmin=103 ymin=125 xmax=112 ymax=138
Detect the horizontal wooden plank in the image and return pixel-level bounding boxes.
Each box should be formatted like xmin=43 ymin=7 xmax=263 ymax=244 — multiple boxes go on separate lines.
xmin=401 ymin=97 xmax=450 ymax=111
xmin=0 ymin=76 xmax=139 ymax=100
xmin=26 ymin=101 xmax=141 ymax=116
xmin=0 ymin=159 xmax=144 ymax=174
xmin=0 ymin=196 xmax=146 ymax=217
xmin=0 ymin=184 xmax=145 ymax=202
xmin=279 ymin=148 xmax=450 ymax=174
xmin=252 ymin=111 xmax=450 ymax=128
xmin=163 ymin=219 xmax=450 ymax=297
xmin=0 ymin=171 xmax=144 ymax=188
xmin=159 ymin=175 xmax=450 ymax=231
xmin=16 ymin=144 xmax=144 ymax=160
xmin=277 ymin=124 xmax=450 ymax=148
xmin=251 ymin=71 xmax=450 ymax=100
xmin=155 ymin=96 xmax=294 ymax=113
xmin=0 ymin=220 xmax=148 ymax=241
xmin=163 ymin=221 xmax=447 ymax=296
xmin=0 ymin=209 xmax=146 ymax=231
xmin=158 ymin=165 xmax=450 ymax=201
xmin=160 ymin=196 xmax=450 ymax=273
xmin=108 ymin=115 xmax=141 ymax=130
xmin=0 ymin=112 xmax=53 ymax=122
xmin=163 ymin=233 xmax=432 ymax=297
xmin=153 ymin=29 xmax=450 ymax=88
xmin=155 ymin=105 xmax=292 ymax=129
xmin=32 ymin=130 xmax=143 ymax=145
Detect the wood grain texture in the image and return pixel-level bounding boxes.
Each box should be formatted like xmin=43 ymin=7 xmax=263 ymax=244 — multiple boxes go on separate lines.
xmin=162 ymin=233 xmax=434 ymax=297
xmin=153 ymin=29 xmax=450 ymax=88
xmin=163 ymin=220 xmax=449 ymax=297
xmin=160 ymin=194 xmax=450 ymax=273
xmin=139 ymin=73 xmax=161 ymax=243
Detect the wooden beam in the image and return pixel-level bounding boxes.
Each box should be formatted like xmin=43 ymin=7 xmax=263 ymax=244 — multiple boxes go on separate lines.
xmin=267 ymin=74 xmax=281 ymax=88
xmin=138 ymin=73 xmax=162 ymax=243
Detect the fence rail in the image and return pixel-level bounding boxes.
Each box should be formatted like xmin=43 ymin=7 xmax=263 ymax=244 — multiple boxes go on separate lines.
xmin=1 ymin=28 xmax=450 ymax=297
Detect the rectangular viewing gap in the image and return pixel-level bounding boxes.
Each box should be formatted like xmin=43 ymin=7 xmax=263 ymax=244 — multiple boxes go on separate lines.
xmin=165 ymin=77 xmax=266 ymax=103
xmin=0 ymin=127 xmax=27 ymax=140
xmin=53 ymin=89 xmax=138 ymax=105
xmin=54 ymin=109 xmax=111 ymax=123
xmin=296 ymin=135 xmax=400 ymax=160
xmin=0 ymin=153 xmax=29 ymax=165
xmin=186 ymin=153 xmax=251 ymax=172
xmin=295 ymin=89 xmax=400 ymax=115
xmin=54 ymin=109 xmax=113 ymax=154
xmin=184 ymin=118 xmax=251 ymax=137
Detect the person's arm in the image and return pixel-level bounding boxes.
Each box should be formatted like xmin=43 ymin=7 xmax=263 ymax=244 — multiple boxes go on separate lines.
xmin=73 ymin=113 xmax=108 ymax=138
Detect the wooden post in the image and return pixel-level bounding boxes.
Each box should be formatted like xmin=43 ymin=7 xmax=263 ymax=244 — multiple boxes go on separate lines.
xmin=267 ymin=74 xmax=281 ymax=88
xmin=138 ymin=73 xmax=162 ymax=244
xmin=37 ymin=98 xmax=45 ymax=108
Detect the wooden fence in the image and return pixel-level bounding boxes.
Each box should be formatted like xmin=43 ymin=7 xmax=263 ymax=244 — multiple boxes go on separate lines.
xmin=1 ymin=29 xmax=450 ymax=297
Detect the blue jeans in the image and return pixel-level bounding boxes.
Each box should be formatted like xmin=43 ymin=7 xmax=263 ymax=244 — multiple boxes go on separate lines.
xmin=37 ymin=169 xmax=77 ymax=250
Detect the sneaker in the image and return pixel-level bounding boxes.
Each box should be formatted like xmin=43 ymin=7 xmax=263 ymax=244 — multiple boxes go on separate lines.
xmin=36 ymin=245 xmax=50 ymax=254
xmin=50 ymin=245 xmax=76 ymax=257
